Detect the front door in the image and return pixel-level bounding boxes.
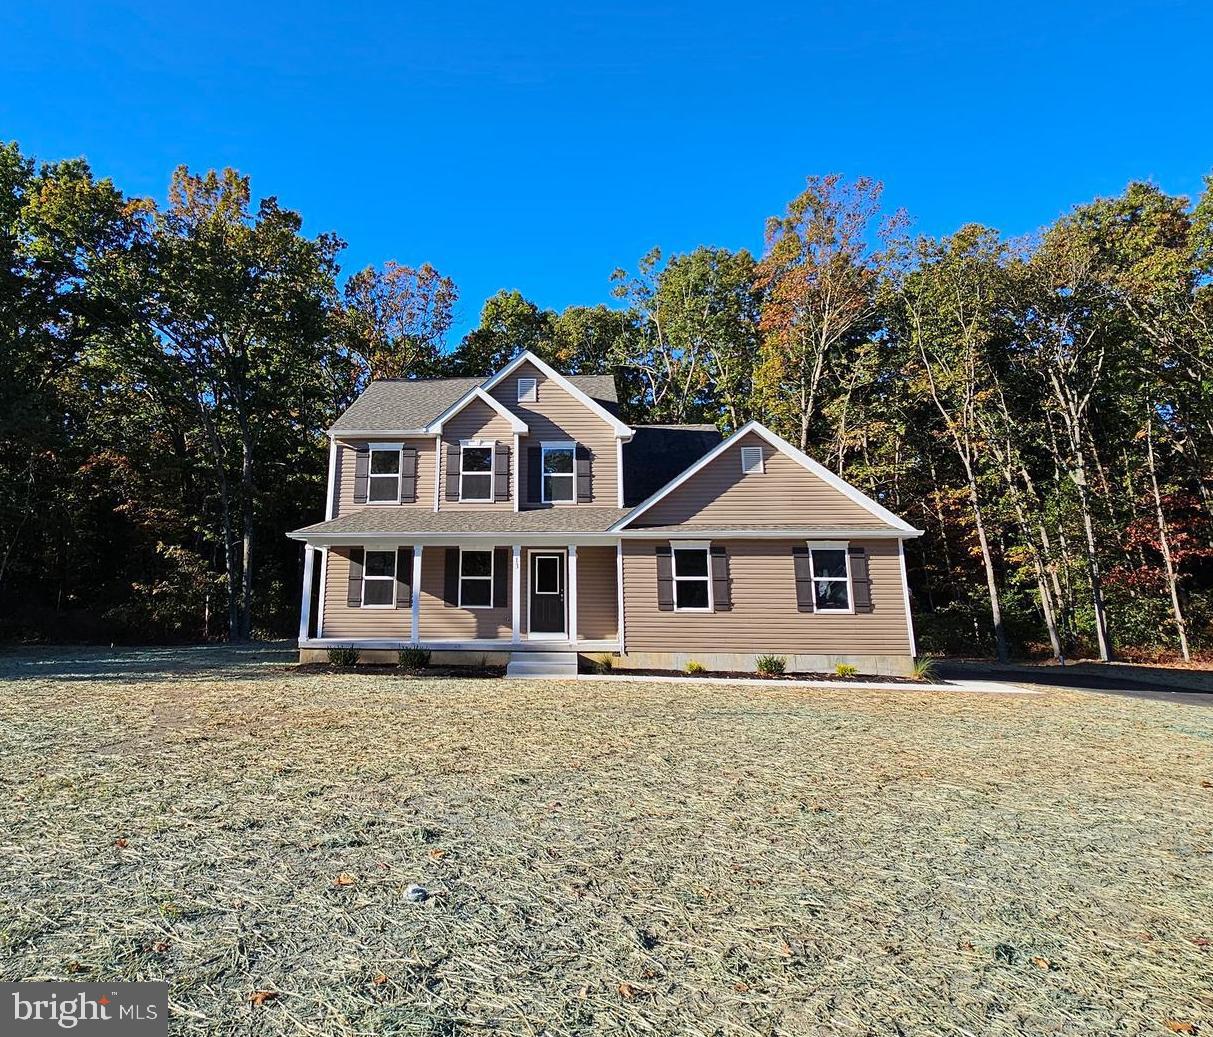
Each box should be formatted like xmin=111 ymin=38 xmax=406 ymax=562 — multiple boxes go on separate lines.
xmin=529 ymin=552 xmax=566 ymax=638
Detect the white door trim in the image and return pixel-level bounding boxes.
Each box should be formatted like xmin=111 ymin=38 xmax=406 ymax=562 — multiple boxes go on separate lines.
xmin=526 ymin=548 xmax=568 ymax=641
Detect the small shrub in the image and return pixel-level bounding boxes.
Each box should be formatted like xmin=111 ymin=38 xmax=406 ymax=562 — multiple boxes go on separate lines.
xmin=911 ymin=656 xmax=938 ymax=681
xmin=398 ymin=646 xmax=431 ymax=670
xmin=328 ymin=646 xmax=360 ymax=666
xmin=684 ymin=659 xmax=706 ymax=675
xmin=834 ymin=662 xmax=858 ymax=678
xmin=583 ymin=653 xmax=613 ymax=674
xmin=755 ymin=654 xmax=786 ymax=676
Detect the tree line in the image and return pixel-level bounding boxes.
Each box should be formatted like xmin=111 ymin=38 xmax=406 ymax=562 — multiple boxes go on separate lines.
xmin=3 ymin=141 xmax=1211 ymax=660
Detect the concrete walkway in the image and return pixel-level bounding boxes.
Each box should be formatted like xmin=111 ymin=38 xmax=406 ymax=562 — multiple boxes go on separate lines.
xmin=937 ymin=660 xmax=1213 ymax=708
xmin=516 ymin=672 xmax=1039 ymax=694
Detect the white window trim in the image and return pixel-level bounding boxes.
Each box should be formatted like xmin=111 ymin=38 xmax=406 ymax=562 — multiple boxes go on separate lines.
xmin=458 ymin=546 xmax=495 ymax=610
xmin=671 ymin=539 xmax=713 ymax=613
xmin=541 ymin=441 xmax=576 ymax=505
xmin=361 ymin=546 xmax=397 ymax=609
xmin=517 ymin=377 xmax=537 ymax=403
xmin=740 ymin=445 xmax=764 ymax=475
xmin=367 ymin=443 xmax=402 ymax=505
xmin=807 ymin=540 xmax=854 ymax=614
xmin=459 ymin=439 xmax=496 ymax=503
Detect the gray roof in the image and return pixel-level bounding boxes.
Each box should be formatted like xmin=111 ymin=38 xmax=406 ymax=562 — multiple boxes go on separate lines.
xmin=623 ymin=425 xmax=723 ymax=506
xmin=621 ymin=522 xmax=901 ymax=534
xmin=330 ymin=374 xmax=620 ymax=433
xmin=291 ymin=507 xmax=630 ymax=538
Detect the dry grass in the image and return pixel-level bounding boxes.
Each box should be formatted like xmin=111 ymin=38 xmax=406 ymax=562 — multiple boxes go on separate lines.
xmin=1 ymin=646 xmax=1211 ymax=1035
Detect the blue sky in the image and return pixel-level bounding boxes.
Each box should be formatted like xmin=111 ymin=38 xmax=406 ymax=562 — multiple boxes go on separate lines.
xmin=3 ymin=1 xmax=1211 ymax=338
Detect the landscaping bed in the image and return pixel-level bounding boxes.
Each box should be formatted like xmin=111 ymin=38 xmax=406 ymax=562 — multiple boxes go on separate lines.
xmin=588 ymin=664 xmax=928 ymax=684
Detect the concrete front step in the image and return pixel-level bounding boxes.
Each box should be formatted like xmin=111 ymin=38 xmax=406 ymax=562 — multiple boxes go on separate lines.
xmin=506 ymin=651 xmax=580 ymax=678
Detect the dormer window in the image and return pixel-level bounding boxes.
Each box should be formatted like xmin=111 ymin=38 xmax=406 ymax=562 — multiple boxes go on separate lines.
xmin=459 ymin=442 xmax=494 ymax=502
xmin=740 ymin=445 xmax=764 ymax=475
xmin=517 ymin=377 xmax=537 ymax=403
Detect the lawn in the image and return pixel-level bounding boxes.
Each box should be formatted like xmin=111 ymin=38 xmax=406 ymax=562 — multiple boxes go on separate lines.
xmin=1 ymin=647 xmax=1210 ymax=1036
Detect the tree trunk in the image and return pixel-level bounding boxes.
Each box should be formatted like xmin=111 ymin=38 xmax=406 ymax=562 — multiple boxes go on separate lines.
xmin=1146 ymin=411 xmax=1190 ymax=661
xmin=961 ymin=458 xmax=1009 ymax=663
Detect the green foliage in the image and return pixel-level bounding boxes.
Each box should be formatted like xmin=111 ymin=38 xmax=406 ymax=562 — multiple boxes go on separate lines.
xmin=398 ymin=646 xmax=431 ymax=670
xmin=684 ymin=659 xmax=706 ymax=675
xmin=755 ymin=655 xmax=786 ymax=676
xmin=833 ymin=663 xmax=858 ymax=678
xmin=911 ymin=657 xmax=939 ymax=681
xmin=328 ymin=646 xmax=360 ymax=666
xmin=585 ymin=653 xmax=613 ymax=674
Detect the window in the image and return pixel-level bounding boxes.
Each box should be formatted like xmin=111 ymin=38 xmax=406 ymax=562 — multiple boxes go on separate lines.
xmin=542 ymin=443 xmax=575 ymax=503
xmin=809 ymin=544 xmax=851 ymax=611
xmin=740 ymin=445 xmax=764 ymax=475
xmin=362 ymin=549 xmax=396 ymax=606
xmin=459 ymin=549 xmax=493 ymax=608
xmin=460 ymin=442 xmax=494 ymax=501
xmin=368 ymin=446 xmax=401 ymax=503
xmin=534 ymin=554 xmax=560 ymax=594
xmin=672 ymin=541 xmax=712 ymax=611
xmin=517 ymin=377 xmax=537 ymax=403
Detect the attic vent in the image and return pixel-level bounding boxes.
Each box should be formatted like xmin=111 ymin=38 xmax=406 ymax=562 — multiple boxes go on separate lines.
xmin=740 ymin=446 xmax=764 ymax=475
xmin=517 ymin=377 xmax=537 ymax=403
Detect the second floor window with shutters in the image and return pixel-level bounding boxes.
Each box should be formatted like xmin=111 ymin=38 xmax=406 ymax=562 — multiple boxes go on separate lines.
xmin=368 ymin=446 xmax=401 ymax=503
xmin=460 ymin=443 xmax=494 ymax=501
xmin=671 ymin=541 xmax=712 ymax=611
xmin=542 ymin=443 xmax=575 ymax=502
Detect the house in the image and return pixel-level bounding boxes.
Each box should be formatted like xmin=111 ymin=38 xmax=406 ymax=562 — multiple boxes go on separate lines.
xmin=288 ymin=351 xmax=923 ymax=675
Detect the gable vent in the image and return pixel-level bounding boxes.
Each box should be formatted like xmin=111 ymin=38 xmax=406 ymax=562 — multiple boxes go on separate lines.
xmin=740 ymin=445 xmax=764 ymax=474
xmin=517 ymin=377 xmax=537 ymax=403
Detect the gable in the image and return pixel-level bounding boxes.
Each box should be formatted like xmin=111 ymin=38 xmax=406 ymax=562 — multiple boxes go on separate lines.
xmin=442 ymin=396 xmax=515 ymax=440
xmin=488 ymin=360 xmax=614 ymax=433
xmin=632 ymin=431 xmax=889 ymax=528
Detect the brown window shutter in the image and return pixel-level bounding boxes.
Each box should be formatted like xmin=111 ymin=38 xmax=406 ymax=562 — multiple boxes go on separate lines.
xmin=352 ymin=445 xmax=370 ymax=504
xmin=575 ymin=444 xmax=592 ymax=503
xmin=492 ymin=547 xmax=509 ymax=607
xmin=710 ymin=545 xmax=731 ymax=611
xmin=527 ymin=447 xmax=541 ymax=503
xmin=396 ymin=547 xmax=413 ymax=608
xmin=849 ymin=546 xmax=873 ymax=612
xmin=346 ymin=547 xmax=365 ymax=607
xmin=399 ymin=447 xmax=417 ymax=503
xmin=792 ymin=545 xmax=814 ymax=612
xmin=655 ymin=544 xmax=674 ymax=611
xmin=494 ymin=444 xmax=511 ymax=502
xmin=445 ymin=444 xmax=461 ymax=501
xmin=443 ymin=547 xmax=459 ymax=607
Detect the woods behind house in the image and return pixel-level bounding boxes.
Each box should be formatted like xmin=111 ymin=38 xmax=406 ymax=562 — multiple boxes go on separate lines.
xmin=3 ymin=143 xmax=1212 ymax=660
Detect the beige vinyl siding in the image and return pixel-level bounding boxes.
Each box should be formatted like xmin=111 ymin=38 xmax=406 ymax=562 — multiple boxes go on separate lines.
xmin=575 ymin=546 xmax=618 ymax=640
xmin=488 ymin=360 xmax=619 ymax=509
xmin=638 ymin=432 xmax=882 ymax=527
xmin=320 ymin=547 xmax=410 ymax=639
xmin=333 ymin=437 xmax=435 ymax=518
xmin=417 ymin=545 xmax=511 ymax=639
xmin=439 ymin=399 xmax=515 ymax=511
xmin=622 ymin=538 xmax=910 ymax=655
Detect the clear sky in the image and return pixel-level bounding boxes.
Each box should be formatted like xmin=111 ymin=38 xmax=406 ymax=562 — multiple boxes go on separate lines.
xmin=3 ymin=1 xmax=1211 ymax=337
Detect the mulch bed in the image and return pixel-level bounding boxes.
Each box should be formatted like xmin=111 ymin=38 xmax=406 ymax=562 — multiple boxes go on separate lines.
xmin=292 ymin=662 xmax=505 ymax=678
xmin=586 ymin=666 xmax=928 ymax=684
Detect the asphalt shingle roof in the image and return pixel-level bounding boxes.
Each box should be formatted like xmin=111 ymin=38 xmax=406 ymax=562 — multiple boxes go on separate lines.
xmin=623 ymin=425 xmax=723 ymax=506
xmin=329 ymin=374 xmax=620 ymax=433
xmin=292 ymin=507 xmax=630 ymax=537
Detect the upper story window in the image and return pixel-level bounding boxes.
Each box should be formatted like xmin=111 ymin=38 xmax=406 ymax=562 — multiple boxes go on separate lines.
xmin=368 ymin=445 xmax=401 ymax=503
xmin=542 ymin=443 xmax=575 ymax=502
xmin=517 ymin=377 xmax=537 ymax=403
xmin=362 ymin=549 xmax=397 ymax=606
xmin=459 ymin=548 xmax=494 ymax=608
xmin=809 ymin=543 xmax=852 ymax=612
xmin=740 ymin=445 xmax=764 ymax=475
xmin=460 ymin=442 xmax=494 ymax=502
xmin=671 ymin=541 xmax=712 ymax=611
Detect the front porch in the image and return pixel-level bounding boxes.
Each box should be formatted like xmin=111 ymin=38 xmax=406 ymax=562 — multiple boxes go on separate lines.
xmin=296 ymin=541 xmax=622 ymax=656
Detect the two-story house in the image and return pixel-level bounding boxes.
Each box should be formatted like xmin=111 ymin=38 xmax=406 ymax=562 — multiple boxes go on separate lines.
xmin=289 ymin=351 xmax=922 ymax=676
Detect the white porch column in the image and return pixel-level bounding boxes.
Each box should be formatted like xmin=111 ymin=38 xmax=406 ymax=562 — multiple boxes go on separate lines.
xmin=511 ymin=544 xmax=522 ymax=643
xmin=411 ymin=545 xmax=423 ymax=643
xmin=567 ymin=544 xmax=578 ymax=644
xmin=298 ymin=546 xmax=316 ymax=642
xmin=616 ymin=541 xmax=625 ymax=652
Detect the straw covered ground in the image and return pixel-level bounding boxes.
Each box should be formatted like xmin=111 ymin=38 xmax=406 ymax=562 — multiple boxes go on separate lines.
xmin=1 ymin=645 xmax=1211 ymax=1035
